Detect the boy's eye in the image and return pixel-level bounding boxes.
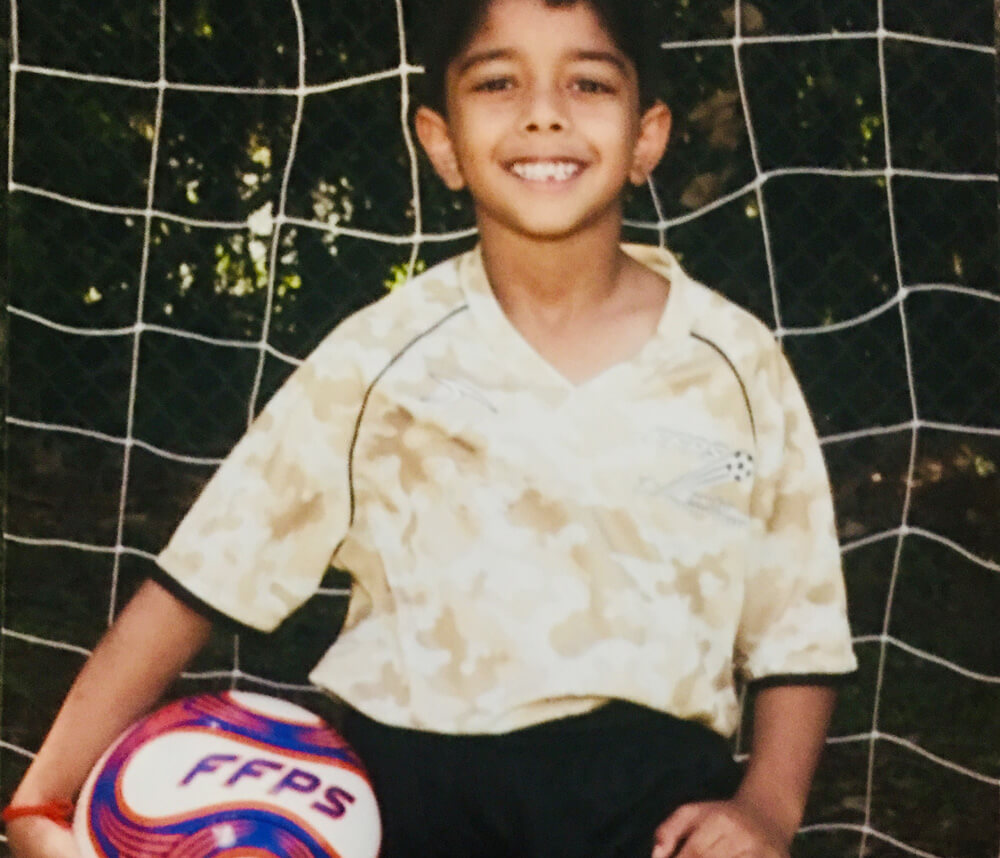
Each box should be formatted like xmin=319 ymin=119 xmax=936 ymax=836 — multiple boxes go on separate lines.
xmin=473 ymin=77 xmax=514 ymax=93
xmin=573 ymin=78 xmax=616 ymax=95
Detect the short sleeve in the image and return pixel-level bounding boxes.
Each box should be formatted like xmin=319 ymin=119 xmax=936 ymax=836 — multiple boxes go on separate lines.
xmin=156 ymin=336 xmax=364 ymax=632
xmin=735 ymin=342 xmax=858 ymax=682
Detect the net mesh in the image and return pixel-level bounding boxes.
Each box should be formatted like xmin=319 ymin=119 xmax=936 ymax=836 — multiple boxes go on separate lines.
xmin=3 ymin=1 xmax=998 ymax=856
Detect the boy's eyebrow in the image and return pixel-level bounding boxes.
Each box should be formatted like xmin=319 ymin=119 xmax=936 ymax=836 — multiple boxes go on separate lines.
xmin=455 ymin=49 xmax=516 ymax=75
xmin=572 ymin=50 xmax=630 ymax=74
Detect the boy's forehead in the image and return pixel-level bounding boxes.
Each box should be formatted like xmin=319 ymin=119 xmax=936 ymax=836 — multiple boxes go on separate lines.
xmin=455 ymin=0 xmax=628 ymax=67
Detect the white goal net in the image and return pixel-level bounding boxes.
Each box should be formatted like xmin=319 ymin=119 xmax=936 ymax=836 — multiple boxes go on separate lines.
xmin=3 ymin=1 xmax=998 ymax=856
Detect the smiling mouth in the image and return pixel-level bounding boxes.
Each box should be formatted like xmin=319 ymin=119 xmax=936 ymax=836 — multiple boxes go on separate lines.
xmin=508 ymin=160 xmax=584 ymax=182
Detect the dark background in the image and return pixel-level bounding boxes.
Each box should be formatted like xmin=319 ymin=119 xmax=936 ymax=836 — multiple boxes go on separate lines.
xmin=2 ymin=2 xmax=998 ymax=856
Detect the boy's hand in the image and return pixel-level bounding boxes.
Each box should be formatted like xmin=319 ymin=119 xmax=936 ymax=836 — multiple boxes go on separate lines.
xmin=651 ymin=797 xmax=791 ymax=858
xmin=651 ymin=684 xmax=838 ymax=857
xmin=5 ymin=816 xmax=81 ymax=858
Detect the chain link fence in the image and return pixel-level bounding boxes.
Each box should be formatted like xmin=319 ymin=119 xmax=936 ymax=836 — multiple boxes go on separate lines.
xmin=2 ymin=1 xmax=999 ymax=856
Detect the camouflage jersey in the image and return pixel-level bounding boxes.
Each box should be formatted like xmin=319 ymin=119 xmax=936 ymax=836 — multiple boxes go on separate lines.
xmin=157 ymin=245 xmax=857 ymax=736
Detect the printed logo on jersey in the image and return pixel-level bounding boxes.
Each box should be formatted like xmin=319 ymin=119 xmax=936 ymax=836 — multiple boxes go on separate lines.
xmin=422 ymin=372 xmax=498 ymax=414
xmin=638 ymin=427 xmax=754 ymax=524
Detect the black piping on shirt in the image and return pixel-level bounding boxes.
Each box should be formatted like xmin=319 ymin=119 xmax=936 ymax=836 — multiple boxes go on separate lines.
xmin=690 ymin=332 xmax=757 ymax=443
xmin=340 ymin=304 xmax=471 ymax=540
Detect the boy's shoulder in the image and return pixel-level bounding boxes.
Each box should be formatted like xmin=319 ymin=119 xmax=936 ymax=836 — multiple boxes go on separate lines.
xmin=623 ymin=244 xmax=778 ymax=365
xmin=306 ymin=249 xmax=474 ymax=372
xmin=346 ymin=250 xmax=472 ymax=332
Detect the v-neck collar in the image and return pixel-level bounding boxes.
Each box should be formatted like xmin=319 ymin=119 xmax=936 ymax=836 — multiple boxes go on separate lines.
xmin=458 ymin=243 xmax=695 ymax=392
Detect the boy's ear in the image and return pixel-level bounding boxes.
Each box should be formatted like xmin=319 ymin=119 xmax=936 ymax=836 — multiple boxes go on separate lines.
xmin=415 ymin=106 xmax=466 ymax=191
xmin=629 ymin=101 xmax=672 ymax=186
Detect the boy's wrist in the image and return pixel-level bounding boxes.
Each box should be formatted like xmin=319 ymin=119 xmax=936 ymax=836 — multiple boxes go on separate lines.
xmin=732 ymin=780 xmax=804 ymax=847
xmin=2 ymin=799 xmax=75 ymax=829
xmin=10 ymin=777 xmax=73 ymax=807
xmin=8 ymin=776 xmax=77 ymax=819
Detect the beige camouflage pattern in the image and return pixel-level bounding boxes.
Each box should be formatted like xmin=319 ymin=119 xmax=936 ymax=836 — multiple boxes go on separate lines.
xmin=158 ymin=245 xmax=857 ymax=736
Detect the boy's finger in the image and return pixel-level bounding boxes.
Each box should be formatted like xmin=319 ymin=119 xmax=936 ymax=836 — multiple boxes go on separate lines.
xmin=672 ymin=816 xmax=729 ymax=858
xmin=651 ymin=802 xmax=706 ymax=858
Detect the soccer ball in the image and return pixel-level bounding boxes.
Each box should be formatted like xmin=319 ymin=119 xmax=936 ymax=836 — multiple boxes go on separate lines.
xmin=73 ymin=691 xmax=381 ymax=858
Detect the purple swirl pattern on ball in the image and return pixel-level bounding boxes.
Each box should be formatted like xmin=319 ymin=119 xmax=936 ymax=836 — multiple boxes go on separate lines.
xmin=82 ymin=694 xmax=366 ymax=858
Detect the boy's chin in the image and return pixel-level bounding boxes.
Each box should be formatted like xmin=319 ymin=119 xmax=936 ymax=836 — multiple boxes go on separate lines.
xmin=476 ymin=204 xmax=624 ymax=245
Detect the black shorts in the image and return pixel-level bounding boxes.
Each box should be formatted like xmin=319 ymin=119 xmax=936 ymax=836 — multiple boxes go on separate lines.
xmin=335 ymin=701 xmax=741 ymax=858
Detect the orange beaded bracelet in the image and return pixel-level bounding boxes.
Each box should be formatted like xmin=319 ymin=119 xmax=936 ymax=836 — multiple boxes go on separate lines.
xmin=1 ymin=799 xmax=74 ymax=829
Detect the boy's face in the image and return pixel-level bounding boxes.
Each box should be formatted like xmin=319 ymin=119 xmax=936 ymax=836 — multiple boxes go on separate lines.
xmin=416 ymin=0 xmax=670 ymax=244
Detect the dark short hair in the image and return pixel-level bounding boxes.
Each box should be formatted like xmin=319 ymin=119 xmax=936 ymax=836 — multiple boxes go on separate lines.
xmin=415 ymin=0 xmax=662 ymax=114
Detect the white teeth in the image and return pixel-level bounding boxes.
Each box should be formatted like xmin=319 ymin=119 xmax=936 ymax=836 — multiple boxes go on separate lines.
xmin=510 ymin=161 xmax=581 ymax=182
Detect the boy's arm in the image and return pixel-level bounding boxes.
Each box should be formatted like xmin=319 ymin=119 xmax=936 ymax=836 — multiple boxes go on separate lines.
xmin=5 ymin=578 xmax=213 ymax=858
xmin=652 ymin=683 xmax=836 ymax=858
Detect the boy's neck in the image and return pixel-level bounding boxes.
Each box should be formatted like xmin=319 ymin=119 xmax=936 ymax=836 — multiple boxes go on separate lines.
xmin=478 ymin=219 xmax=628 ymax=322
xmin=476 ymin=219 xmax=670 ymax=385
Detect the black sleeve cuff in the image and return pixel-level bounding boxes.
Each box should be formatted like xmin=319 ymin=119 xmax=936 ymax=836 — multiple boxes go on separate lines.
xmin=148 ymin=566 xmax=251 ymax=634
xmin=747 ymin=671 xmax=857 ymax=690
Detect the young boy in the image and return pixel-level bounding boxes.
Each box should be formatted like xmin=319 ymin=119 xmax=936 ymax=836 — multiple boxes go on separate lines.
xmin=6 ymin=1 xmax=856 ymax=856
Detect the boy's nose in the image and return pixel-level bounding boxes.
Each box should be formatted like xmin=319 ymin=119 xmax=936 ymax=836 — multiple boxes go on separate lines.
xmin=524 ymin=117 xmax=564 ymax=132
xmin=521 ymin=88 xmax=567 ymax=132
